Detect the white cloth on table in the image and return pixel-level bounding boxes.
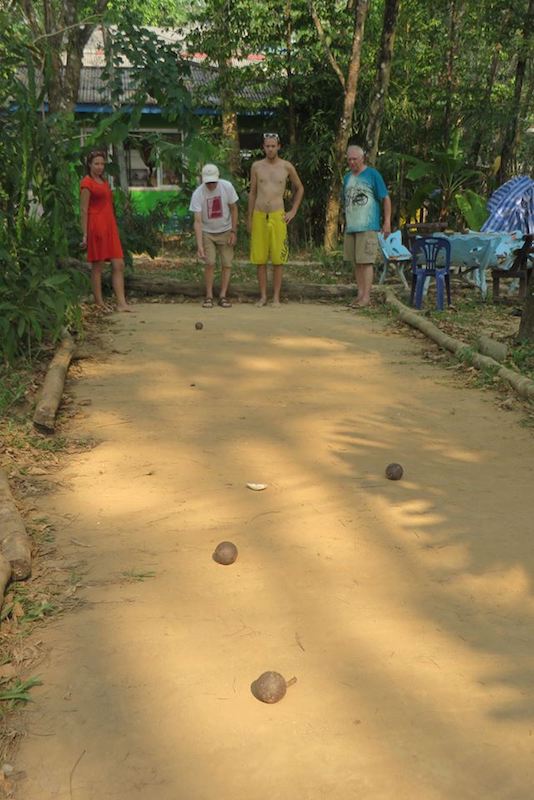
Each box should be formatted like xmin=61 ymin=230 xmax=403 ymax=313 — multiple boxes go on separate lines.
xmin=433 ymin=231 xmax=525 ymax=297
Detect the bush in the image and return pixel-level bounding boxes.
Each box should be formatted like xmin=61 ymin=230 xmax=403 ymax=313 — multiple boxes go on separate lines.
xmin=0 ymin=60 xmax=86 ymax=365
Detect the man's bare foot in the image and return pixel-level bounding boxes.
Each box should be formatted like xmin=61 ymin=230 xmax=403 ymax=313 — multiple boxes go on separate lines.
xmin=272 ymin=298 xmax=281 ymax=307
xmin=116 ymin=304 xmax=133 ymax=313
xmin=256 ymin=298 xmax=268 ymax=307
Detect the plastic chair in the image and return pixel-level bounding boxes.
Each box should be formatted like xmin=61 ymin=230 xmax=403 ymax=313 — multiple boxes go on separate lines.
xmin=410 ymin=236 xmax=452 ymax=311
xmin=377 ymin=231 xmax=411 ymax=290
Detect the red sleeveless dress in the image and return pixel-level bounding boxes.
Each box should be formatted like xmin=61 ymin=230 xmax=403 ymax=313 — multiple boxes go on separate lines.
xmin=80 ymin=176 xmax=124 ymax=262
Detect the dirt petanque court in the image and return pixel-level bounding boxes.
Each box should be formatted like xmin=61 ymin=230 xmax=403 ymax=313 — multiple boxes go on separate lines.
xmin=15 ymin=302 xmax=534 ymax=799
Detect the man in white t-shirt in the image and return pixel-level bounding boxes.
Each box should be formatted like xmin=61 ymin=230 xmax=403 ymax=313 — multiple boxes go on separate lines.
xmin=189 ymin=164 xmax=239 ymax=308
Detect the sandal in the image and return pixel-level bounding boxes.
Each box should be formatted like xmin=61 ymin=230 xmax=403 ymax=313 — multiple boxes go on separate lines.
xmin=218 ymin=297 xmax=232 ymax=308
xmin=202 ymin=297 xmax=214 ymax=308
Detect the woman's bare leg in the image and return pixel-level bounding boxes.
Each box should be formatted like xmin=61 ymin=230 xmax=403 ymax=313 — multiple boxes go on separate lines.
xmin=91 ymin=262 xmax=106 ymax=307
xmin=110 ymin=258 xmax=130 ymax=311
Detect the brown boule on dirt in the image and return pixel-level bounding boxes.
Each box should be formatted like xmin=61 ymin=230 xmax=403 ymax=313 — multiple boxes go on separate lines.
xmin=195 ymin=321 xmax=203 ymax=330
xmin=212 ymin=541 xmax=238 ymax=565
xmin=251 ymin=671 xmax=297 ymax=704
xmin=385 ymin=462 xmax=403 ymax=480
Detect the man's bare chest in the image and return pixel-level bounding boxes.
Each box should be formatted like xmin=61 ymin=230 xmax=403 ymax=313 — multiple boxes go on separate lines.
xmin=257 ymin=166 xmax=288 ymax=189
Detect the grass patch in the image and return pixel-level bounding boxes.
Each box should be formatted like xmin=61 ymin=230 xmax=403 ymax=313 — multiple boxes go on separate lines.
xmin=509 ymin=343 xmax=534 ymax=379
xmin=121 ymin=569 xmax=157 ymax=582
xmin=0 ymin=585 xmax=58 ymax=624
xmin=455 ymin=345 xmax=476 ymax=365
xmin=0 ymin=677 xmax=42 ymax=713
xmin=28 ymin=433 xmax=68 ymax=452
xmin=0 ymin=365 xmax=33 ymax=417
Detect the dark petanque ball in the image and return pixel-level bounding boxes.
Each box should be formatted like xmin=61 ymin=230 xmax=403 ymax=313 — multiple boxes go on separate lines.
xmin=213 ymin=541 xmax=238 ymax=565
xmin=195 ymin=321 xmax=203 ymax=330
xmin=251 ymin=671 xmax=287 ymax=704
xmin=385 ymin=463 xmax=404 ymax=481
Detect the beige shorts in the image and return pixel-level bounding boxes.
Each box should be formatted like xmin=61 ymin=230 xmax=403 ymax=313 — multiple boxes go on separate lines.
xmin=343 ymin=231 xmax=380 ymax=266
xmin=203 ymin=230 xmax=234 ymax=268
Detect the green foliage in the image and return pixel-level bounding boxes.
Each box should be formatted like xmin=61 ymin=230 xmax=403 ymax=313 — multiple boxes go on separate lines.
xmin=101 ymin=13 xmax=193 ymax=126
xmin=121 ymin=568 xmax=156 ymax=581
xmin=0 ymin=677 xmax=42 ymax=712
xmin=107 ymin=0 xmax=189 ymax=25
xmin=0 ymin=365 xmax=32 ymax=417
xmin=0 ymin=62 xmax=87 ymax=365
xmin=114 ymin=191 xmax=190 ymax=264
xmin=455 ymin=190 xmax=488 ymax=231
xmin=1 ymin=0 xmax=532 ymax=282
xmin=402 ymin=132 xmax=483 ymax=225
xmin=509 ymin=343 xmax=534 ymax=378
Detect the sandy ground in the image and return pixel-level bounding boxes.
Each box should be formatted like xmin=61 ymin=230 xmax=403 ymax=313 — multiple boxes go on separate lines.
xmin=14 ymin=302 xmax=534 ymax=800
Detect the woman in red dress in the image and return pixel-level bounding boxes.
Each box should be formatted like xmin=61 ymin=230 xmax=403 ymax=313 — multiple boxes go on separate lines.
xmin=80 ymin=150 xmax=130 ymax=311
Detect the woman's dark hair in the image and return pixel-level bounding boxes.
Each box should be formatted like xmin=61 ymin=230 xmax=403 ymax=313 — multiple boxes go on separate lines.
xmin=85 ymin=149 xmax=108 ymax=174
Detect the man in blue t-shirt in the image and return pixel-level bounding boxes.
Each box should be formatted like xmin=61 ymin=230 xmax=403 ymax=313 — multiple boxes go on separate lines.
xmin=342 ymin=145 xmax=391 ymax=308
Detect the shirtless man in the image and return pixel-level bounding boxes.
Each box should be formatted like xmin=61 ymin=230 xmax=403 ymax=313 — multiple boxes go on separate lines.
xmin=247 ymin=133 xmax=304 ymax=306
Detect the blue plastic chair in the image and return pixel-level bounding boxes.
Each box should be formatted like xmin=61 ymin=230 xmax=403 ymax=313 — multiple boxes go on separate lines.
xmin=410 ymin=236 xmax=452 ymax=311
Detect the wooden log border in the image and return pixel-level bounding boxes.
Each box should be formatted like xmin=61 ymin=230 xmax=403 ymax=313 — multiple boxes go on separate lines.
xmin=477 ymin=334 xmax=508 ymax=363
xmin=0 ymin=553 xmax=12 ymax=610
xmin=0 ymin=469 xmax=31 ymax=583
xmin=58 ymin=257 xmax=354 ymax=301
xmin=124 ymin=275 xmax=354 ymax=301
xmin=379 ymin=288 xmax=534 ymax=403
xmin=33 ymin=332 xmax=76 ymax=433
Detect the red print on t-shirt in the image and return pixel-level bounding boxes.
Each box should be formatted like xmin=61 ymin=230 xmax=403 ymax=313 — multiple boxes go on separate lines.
xmin=207 ymin=195 xmax=223 ymax=219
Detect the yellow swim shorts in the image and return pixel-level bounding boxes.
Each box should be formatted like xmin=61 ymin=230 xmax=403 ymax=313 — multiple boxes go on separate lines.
xmin=250 ymin=210 xmax=289 ymax=265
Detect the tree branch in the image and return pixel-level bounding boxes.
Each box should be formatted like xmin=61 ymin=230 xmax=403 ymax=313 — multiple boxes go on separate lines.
xmin=309 ymin=1 xmax=345 ymax=90
xmin=19 ymin=0 xmax=42 ymax=39
xmin=31 ymin=14 xmax=103 ymax=45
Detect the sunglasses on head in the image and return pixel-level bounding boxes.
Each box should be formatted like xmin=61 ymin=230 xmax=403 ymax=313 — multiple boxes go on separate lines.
xmin=263 ymin=132 xmax=280 ymax=141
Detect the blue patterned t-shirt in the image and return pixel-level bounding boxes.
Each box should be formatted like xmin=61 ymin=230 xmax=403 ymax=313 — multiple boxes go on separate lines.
xmin=342 ymin=167 xmax=388 ymax=233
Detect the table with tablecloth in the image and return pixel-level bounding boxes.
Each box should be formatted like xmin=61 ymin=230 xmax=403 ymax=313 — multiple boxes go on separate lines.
xmin=433 ymin=231 xmax=526 ymax=297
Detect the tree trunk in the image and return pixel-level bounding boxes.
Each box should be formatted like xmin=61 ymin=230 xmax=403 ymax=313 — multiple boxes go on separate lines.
xmin=365 ymin=0 xmax=400 ymax=166
xmin=519 ymin=289 xmax=534 ymax=343
xmin=498 ymin=0 xmax=534 ymax=183
xmin=322 ymin=0 xmax=370 ymax=251
xmin=41 ymin=0 xmax=110 ymax=114
xmin=470 ymin=45 xmax=501 ymax=166
xmin=114 ymin=144 xmax=129 ymax=193
xmin=519 ymin=237 xmax=534 ymax=342
xmin=219 ymin=58 xmax=241 ymax=176
xmin=222 ymin=109 xmax=241 ymax=176
xmin=443 ymin=0 xmax=460 ymax=146
xmin=286 ymin=0 xmax=297 ymax=146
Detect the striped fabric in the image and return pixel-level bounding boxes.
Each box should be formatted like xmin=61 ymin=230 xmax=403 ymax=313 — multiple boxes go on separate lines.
xmin=481 ymin=175 xmax=534 ymax=235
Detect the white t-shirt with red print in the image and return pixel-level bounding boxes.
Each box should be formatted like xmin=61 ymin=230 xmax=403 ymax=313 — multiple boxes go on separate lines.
xmin=189 ymin=179 xmax=239 ymax=234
